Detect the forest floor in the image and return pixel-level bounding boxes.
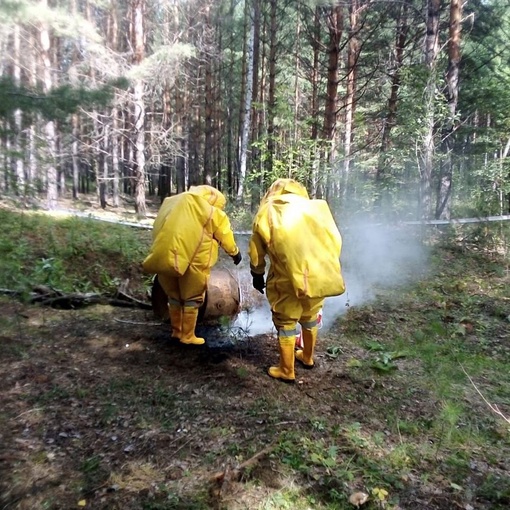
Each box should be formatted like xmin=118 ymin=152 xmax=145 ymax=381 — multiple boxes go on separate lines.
xmin=0 ymin=196 xmax=509 ymax=510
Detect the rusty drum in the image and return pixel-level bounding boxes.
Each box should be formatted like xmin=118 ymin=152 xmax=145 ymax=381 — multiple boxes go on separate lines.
xmin=151 ymin=268 xmax=241 ymax=324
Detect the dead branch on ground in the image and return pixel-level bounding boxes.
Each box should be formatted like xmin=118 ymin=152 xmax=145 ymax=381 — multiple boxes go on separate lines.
xmin=0 ymin=280 xmax=152 ymax=311
xmin=209 ymin=442 xmax=276 ymax=505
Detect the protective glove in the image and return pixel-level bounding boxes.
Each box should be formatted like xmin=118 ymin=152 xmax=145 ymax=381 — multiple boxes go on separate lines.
xmin=251 ymin=271 xmax=265 ymax=294
xmin=231 ymin=251 xmax=242 ymax=265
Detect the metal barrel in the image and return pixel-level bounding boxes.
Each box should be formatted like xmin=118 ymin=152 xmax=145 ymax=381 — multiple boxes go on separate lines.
xmin=151 ymin=268 xmax=241 ymax=324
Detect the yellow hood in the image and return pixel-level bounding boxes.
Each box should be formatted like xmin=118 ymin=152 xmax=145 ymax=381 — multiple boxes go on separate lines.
xmin=262 ymin=178 xmax=309 ymax=202
xmin=189 ymin=185 xmax=226 ymax=210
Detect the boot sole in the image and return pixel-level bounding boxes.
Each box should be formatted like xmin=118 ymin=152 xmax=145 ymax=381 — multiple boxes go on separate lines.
xmin=296 ymin=360 xmax=314 ymax=370
xmin=267 ymin=370 xmax=295 ymax=383
xmin=270 ymin=377 xmax=295 ymax=384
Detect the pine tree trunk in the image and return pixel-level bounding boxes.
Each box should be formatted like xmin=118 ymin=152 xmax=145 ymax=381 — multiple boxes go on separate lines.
xmin=112 ymin=107 xmax=120 ymax=207
xmin=420 ymin=0 xmax=440 ymax=219
xmin=265 ymin=0 xmax=277 ymax=182
xmin=250 ymin=0 xmax=262 ymax=212
xmin=322 ymin=5 xmax=343 ymax=199
xmin=12 ymin=25 xmax=25 ymax=196
xmin=40 ymin=1 xmax=58 ymax=210
xmin=375 ymin=1 xmax=409 ymax=207
xmin=204 ymin=4 xmax=213 ymax=186
xmin=71 ymin=114 xmax=80 ymax=199
xmin=309 ymin=7 xmax=321 ymax=196
xmin=342 ymin=0 xmax=359 ymax=195
xmin=436 ymin=0 xmax=462 ymax=219
xmin=174 ymin=78 xmax=186 ymax=194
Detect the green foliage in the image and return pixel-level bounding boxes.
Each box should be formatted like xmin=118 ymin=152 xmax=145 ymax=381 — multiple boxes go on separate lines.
xmin=248 ymin=136 xmax=324 ymax=191
xmin=0 ymin=209 xmax=150 ymax=296
xmin=0 ymin=76 xmax=129 ymax=122
xmin=224 ymin=203 xmax=253 ymax=231
xmin=476 ymin=473 xmax=510 ymax=505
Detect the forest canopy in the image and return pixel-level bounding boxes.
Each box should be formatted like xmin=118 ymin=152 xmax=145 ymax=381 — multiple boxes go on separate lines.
xmin=0 ymin=0 xmax=509 ymax=219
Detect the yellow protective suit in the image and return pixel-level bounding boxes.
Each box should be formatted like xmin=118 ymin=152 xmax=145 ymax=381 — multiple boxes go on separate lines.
xmin=144 ymin=185 xmax=239 ymax=304
xmin=143 ymin=186 xmax=240 ymax=345
xmin=249 ymin=178 xmax=345 ymax=380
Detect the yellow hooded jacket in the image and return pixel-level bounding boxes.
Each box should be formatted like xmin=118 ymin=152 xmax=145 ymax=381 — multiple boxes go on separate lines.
xmin=143 ymin=185 xmax=239 ymax=277
xmin=249 ymin=179 xmax=345 ymax=299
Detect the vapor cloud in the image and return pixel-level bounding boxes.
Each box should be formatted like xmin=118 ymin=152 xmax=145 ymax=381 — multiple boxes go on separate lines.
xmin=232 ymin=221 xmax=428 ymax=335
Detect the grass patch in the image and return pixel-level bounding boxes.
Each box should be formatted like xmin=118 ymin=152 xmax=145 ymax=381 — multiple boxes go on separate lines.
xmin=0 ymin=208 xmax=152 ymax=296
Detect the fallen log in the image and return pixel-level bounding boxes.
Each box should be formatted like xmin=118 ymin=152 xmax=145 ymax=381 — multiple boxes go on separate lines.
xmin=0 ymin=283 xmax=152 ymax=310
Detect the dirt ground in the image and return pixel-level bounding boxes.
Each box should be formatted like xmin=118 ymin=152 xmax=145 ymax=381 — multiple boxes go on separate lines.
xmin=4 ymin=295 xmax=506 ymax=510
xmin=1 ymin=196 xmax=509 ymax=509
xmin=0 ymin=296 xmax=369 ymax=509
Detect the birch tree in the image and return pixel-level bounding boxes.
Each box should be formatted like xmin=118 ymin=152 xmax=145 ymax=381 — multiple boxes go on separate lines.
xmin=131 ymin=0 xmax=147 ymax=216
xmin=237 ymin=1 xmax=255 ymax=201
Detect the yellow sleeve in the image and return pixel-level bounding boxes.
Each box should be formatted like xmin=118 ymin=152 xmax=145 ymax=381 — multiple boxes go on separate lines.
xmin=211 ymin=208 xmax=239 ymax=257
xmin=248 ymin=230 xmax=267 ymax=274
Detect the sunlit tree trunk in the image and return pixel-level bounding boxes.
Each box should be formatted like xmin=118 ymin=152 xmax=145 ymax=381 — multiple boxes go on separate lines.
xmin=40 ymin=0 xmax=58 ymax=210
xmin=436 ymin=0 xmax=462 ymax=219
xmin=132 ymin=0 xmax=146 ymax=216
xmin=12 ymin=25 xmax=25 ymax=196
xmin=71 ymin=113 xmax=80 ymax=199
xmin=420 ymin=0 xmax=440 ymax=219
xmin=27 ymin=28 xmax=38 ymax=193
xmin=237 ymin=1 xmax=255 ymax=202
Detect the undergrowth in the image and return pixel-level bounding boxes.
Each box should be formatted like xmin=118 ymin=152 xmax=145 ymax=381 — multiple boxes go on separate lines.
xmin=0 ymin=208 xmax=152 ymax=297
xmin=0 ymin=208 xmax=508 ymax=509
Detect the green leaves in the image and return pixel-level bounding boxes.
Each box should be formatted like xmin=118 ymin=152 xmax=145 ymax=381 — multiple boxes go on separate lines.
xmin=0 ymin=77 xmax=129 ymax=122
xmin=362 ymin=340 xmax=408 ymax=373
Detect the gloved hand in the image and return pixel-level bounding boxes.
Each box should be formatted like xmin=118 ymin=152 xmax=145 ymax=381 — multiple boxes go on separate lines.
xmin=231 ymin=251 xmax=242 ymax=265
xmin=251 ymin=271 xmax=265 ymax=294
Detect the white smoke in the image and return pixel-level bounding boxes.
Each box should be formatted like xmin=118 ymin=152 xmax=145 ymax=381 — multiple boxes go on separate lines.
xmin=322 ymin=219 xmax=428 ymax=329
xmin=231 ymin=221 xmax=427 ymax=334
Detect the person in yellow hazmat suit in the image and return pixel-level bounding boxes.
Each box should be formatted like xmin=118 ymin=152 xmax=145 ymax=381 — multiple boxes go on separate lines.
xmin=249 ymin=178 xmax=345 ymax=382
xmin=143 ymin=185 xmax=242 ymax=345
